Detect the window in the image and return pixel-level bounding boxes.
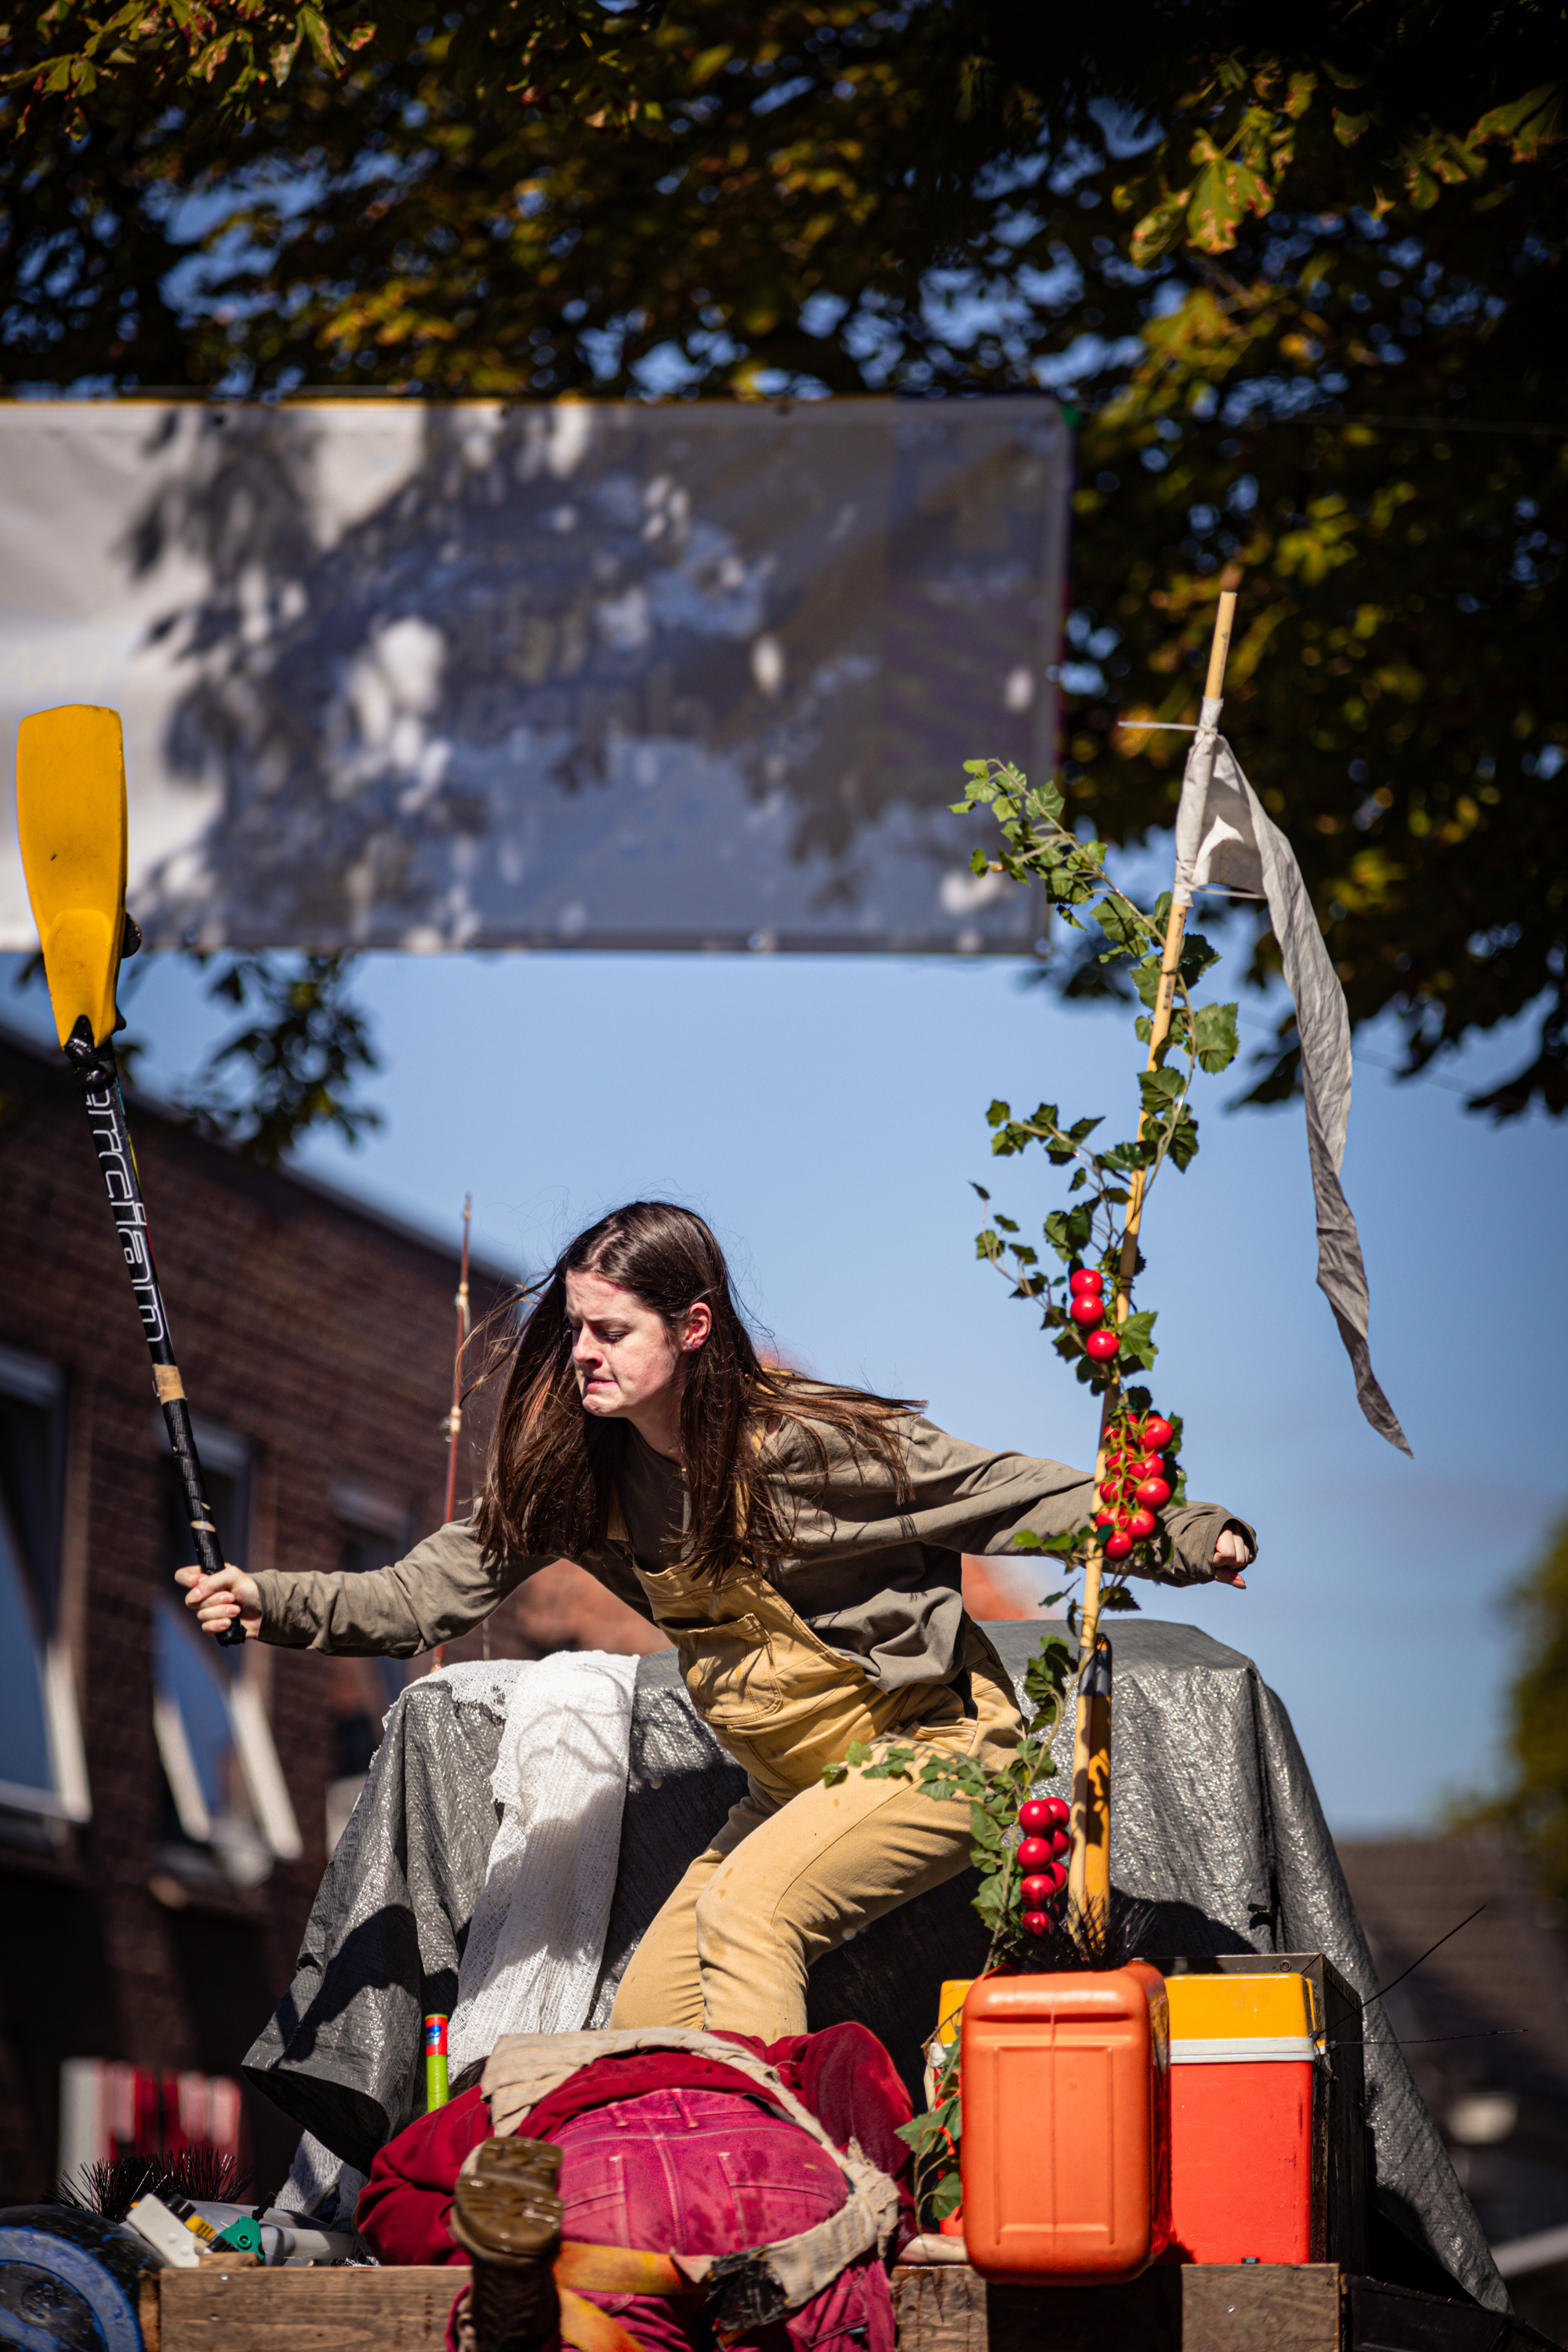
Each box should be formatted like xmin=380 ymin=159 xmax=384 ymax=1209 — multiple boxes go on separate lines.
xmin=152 ymin=1418 xmax=301 ymax=1886
xmin=0 ymin=1341 xmax=89 ymax=1831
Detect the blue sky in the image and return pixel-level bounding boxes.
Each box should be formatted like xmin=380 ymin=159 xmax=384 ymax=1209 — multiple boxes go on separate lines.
xmin=5 ymin=927 xmax=1562 ymax=1835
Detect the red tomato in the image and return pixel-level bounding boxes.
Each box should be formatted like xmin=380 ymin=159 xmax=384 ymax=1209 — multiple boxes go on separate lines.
xmin=1086 ymin=1330 xmax=1120 ymax=1361
xmin=1021 ymin=1874 xmax=1055 ymax=1906
xmin=1017 ymin=1836 xmax=1054 ymax=1871
xmin=1127 ymin=1507 xmax=1157 ymax=1540
xmin=1142 ymin=1415 xmax=1174 ymax=1450
xmin=1104 ymin=1530 xmax=1133 ymax=1559
xmin=1069 ymin=1268 xmax=1103 ymax=1296
xmin=1133 ymin=1454 xmax=1166 ymax=1479
xmin=1018 ymin=1799 xmax=1055 ymax=1833
xmin=1042 ymin=1797 xmax=1070 ymax=1828
xmin=1050 ymin=1828 xmax=1071 ymax=1859
xmin=1023 ymin=1911 xmax=1051 ymax=1937
xmin=1136 ymin=1476 xmax=1171 ymax=1508
xmin=1069 ymin=1294 xmax=1105 ymax=1328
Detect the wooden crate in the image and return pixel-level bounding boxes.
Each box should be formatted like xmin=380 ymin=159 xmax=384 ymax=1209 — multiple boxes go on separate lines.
xmin=145 ymin=2260 xmax=1344 ymax=2352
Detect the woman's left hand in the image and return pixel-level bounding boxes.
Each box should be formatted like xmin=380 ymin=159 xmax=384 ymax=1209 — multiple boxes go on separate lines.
xmin=1211 ymin=1525 xmax=1251 ymax=1588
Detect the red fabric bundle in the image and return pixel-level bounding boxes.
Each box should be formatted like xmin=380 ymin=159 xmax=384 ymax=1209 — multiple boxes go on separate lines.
xmin=356 ymin=2025 xmax=913 ymax=2270
xmin=355 ymin=2024 xmax=913 ymax=2352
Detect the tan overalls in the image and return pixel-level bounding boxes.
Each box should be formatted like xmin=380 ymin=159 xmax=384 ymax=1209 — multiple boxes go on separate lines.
xmin=607 ymin=1511 xmax=1023 ymax=2042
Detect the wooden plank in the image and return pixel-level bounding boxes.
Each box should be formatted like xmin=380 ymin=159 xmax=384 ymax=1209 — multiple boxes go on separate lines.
xmin=157 ymin=2265 xmax=457 ymax=2350
xmin=1180 ymin=2265 xmax=1342 ymax=2352
xmin=891 ymin=2262 xmax=1342 ymax=2352
xmin=154 ymin=2256 xmax=1340 ymax=2352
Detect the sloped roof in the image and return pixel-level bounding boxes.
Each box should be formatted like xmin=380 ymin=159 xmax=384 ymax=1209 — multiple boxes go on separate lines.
xmin=1338 ymin=1835 xmax=1568 ymax=2118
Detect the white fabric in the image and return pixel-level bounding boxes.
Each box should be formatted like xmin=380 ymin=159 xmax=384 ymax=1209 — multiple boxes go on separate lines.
xmin=277 ymin=2129 xmax=367 ymax=2226
xmin=448 ymin=1650 xmax=640 ymax=2074
xmin=1171 ymin=727 xmax=1408 ymax=1454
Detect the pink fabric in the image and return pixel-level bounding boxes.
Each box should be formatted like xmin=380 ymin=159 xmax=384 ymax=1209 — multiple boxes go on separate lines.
xmin=440 ymin=2085 xmax=894 ymax=2352
xmin=358 ymin=2024 xmax=909 ymax=2352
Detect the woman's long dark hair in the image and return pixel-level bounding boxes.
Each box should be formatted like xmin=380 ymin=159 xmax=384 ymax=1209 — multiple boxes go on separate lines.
xmin=474 ymin=1202 xmax=916 ymax=1581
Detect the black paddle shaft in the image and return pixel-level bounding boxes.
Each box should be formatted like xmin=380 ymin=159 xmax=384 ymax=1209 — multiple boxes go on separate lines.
xmin=64 ymin=1021 xmax=246 ymax=1646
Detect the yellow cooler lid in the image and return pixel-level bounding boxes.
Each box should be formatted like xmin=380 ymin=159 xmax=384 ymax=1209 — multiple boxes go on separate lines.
xmin=933 ymin=1980 xmax=973 ymax=2045
xmin=1166 ymin=1971 xmax=1319 ymax=2061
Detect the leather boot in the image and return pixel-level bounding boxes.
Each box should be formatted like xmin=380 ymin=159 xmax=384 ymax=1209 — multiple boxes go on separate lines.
xmin=448 ymin=2136 xmax=564 ymax=2352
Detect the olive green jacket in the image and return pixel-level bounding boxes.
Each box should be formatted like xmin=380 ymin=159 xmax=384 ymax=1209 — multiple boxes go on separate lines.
xmin=253 ymin=1412 xmax=1254 ymax=1690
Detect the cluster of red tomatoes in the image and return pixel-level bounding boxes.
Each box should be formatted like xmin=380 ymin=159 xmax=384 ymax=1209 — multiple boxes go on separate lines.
xmin=1065 ymin=1267 xmax=1120 ymax=1363
xmin=1016 ymin=1795 xmax=1071 ymax=1937
xmin=1094 ymin=1409 xmax=1176 ymax=1560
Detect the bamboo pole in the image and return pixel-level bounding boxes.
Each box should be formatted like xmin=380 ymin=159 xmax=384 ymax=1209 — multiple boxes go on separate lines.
xmin=1066 ymin=569 xmax=1242 ymax=1934
xmin=432 ymin=1196 xmax=473 ymax=1674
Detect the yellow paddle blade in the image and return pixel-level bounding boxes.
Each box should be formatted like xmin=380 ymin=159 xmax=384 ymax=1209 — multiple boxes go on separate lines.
xmin=16 ymin=705 xmax=129 ymax=1049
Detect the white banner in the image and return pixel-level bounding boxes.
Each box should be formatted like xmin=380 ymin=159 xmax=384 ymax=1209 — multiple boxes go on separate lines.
xmin=0 ymin=395 xmax=1068 ymax=953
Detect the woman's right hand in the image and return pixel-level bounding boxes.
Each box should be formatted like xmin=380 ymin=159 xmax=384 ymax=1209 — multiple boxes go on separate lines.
xmin=176 ymin=1562 xmax=262 ymax=1640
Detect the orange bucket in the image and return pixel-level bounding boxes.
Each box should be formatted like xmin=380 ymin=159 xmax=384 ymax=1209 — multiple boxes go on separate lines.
xmin=959 ymin=1964 xmax=1170 ymax=2282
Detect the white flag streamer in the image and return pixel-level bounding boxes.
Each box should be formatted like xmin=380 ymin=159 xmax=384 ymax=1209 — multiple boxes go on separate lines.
xmin=1173 ymin=707 xmax=1410 ymax=1454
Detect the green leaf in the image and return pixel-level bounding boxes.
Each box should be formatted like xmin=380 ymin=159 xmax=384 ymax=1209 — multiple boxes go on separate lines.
xmin=1094 ymin=896 xmax=1146 ymax=958
xmin=296 ymin=6 xmax=337 ymax=67
xmin=1102 ymin=1584 xmax=1142 ymax=1611
xmin=931 ymin=2172 xmax=964 ymax=2221
xmin=1180 ymin=931 xmax=1221 ymax=985
xmin=1193 ymin=1000 xmax=1240 ymax=1073
xmin=1138 ymin=1069 xmax=1185 ymax=1123
xmin=1131 ymin=955 xmax=1164 ymax=1010
xmin=1118 ymin=1308 xmax=1160 ymax=1367
xmin=1166 ymin=1104 xmax=1201 ymax=1172
xmin=1472 ymin=82 xmax=1564 ymax=163
xmin=1185 ymin=147 xmax=1270 ymax=252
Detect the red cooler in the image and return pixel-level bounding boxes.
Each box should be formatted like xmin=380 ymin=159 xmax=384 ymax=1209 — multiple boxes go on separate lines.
xmin=1166 ymin=1970 xmax=1323 ymax=2263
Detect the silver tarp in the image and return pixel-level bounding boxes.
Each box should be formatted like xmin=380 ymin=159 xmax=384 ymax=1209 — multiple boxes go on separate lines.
xmin=0 ymin=396 xmax=1065 ymax=954
xmin=245 ymin=1621 xmax=1503 ymax=2309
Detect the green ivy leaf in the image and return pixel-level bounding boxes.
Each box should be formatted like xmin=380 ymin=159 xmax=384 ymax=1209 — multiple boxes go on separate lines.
xmin=931 ymin=2172 xmax=964 ymax=2220
xmin=1180 ymin=931 xmax=1221 ymax=984
xmin=1166 ymin=1104 xmax=1201 ymax=1172
xmin=1118 ymin=1308 xmax=1160 ymax=1367
xmin=1193 ymin=1001 xmax=1240 ymax=1073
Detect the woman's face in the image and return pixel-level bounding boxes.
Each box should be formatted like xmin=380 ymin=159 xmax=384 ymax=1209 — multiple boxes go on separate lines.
xmin=564 ymin=1268 xmax=710 ymax=1424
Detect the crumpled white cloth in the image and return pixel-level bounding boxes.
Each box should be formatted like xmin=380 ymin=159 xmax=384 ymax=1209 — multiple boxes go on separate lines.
xmin=447 ymin=1649 xmax=640 ymax=2075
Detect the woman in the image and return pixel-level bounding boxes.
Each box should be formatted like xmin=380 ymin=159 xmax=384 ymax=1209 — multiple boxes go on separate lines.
xmin=182 ymin=1201 xmax=1254 ymax=2040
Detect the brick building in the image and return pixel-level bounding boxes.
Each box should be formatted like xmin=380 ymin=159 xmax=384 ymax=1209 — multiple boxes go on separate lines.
xmin=0 ymin=1021 xmax=665 ymax=2203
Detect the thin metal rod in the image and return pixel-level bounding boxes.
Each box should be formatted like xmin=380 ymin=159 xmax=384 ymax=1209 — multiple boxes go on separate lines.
xmin=64 ymin=1022 xmax=244 ymax=1646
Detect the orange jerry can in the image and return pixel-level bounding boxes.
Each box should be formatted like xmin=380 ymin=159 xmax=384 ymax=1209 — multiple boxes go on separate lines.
xmin=959 ymin=1965 xmax=1171 ymax=2283
xmin=1165 ymin=1970 xmax=1322 ymax=2263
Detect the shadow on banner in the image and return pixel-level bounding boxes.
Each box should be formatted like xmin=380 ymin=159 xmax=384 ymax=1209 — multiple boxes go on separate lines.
xmin=0 ymin=395 xmax=1069 ymax=955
